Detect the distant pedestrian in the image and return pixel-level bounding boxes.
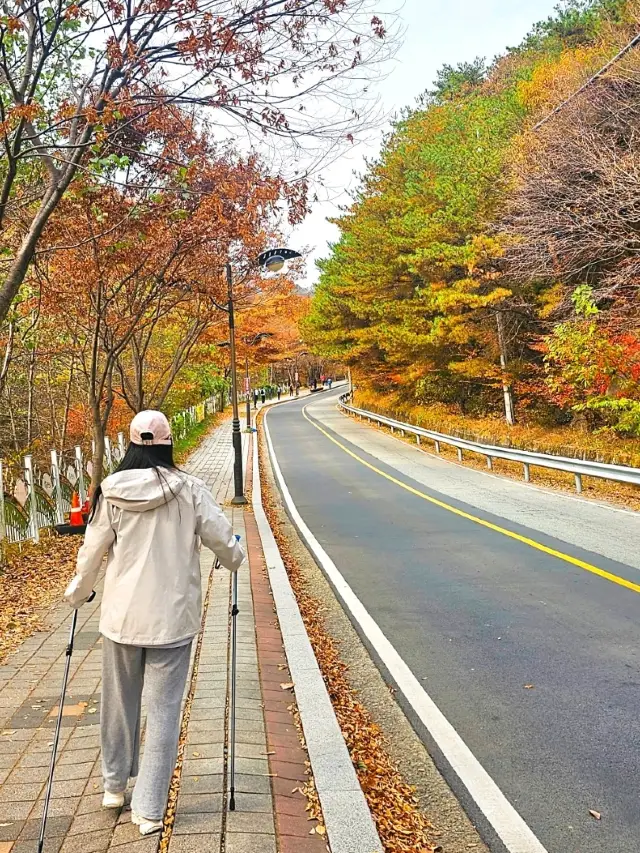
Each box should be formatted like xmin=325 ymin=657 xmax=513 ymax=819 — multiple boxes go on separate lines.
xmin=277 ymin=387 xmax=282 ymax=400
xmin=261 ymin=389 xmax=266 ymax=405
xmin=328 ymin=378 xmax=333 ymax=389
xmin=289 ymin=383 xmax=294 ymax=396
xmin=64 ymin=411 xmax=244 ymax=836
xmin=253 ymin=389 xmax=258 ymax=409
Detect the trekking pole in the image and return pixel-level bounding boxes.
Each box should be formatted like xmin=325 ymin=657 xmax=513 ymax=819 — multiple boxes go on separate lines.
xmin=38 ymin=590 xmax=95 ymax=853
xmin=229 ymin=568 xmax=239 ymax=811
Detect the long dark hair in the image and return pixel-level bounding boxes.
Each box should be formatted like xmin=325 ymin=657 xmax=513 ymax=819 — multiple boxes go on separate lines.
xmin=88 ymin=442 xmax=177 ymax=522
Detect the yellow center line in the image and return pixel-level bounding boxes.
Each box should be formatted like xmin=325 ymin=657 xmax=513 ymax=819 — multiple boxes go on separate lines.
xmin=301 ymin=404 xmax=640 ymax=596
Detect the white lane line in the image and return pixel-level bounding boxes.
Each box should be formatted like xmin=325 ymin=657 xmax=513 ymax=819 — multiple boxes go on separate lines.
xmin=263 ymin=407 xmax=549 ymax=853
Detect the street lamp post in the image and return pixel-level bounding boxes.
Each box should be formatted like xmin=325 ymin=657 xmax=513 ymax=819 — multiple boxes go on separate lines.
xmin=226 ymin=262 xmax=247 ymax=506
xmin=224 ymin=248 xmax=301 ymax=505
xmin=245 ymin=356 xmax=251 ymax=430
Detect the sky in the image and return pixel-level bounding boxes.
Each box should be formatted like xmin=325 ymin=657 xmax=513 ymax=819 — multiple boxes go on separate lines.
xmin=289 ymin=0 xmax=561 ymax=289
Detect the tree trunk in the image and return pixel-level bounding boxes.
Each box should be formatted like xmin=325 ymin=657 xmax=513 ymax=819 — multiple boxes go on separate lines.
xmin=60 ymin=356 xmax=75 ymax=453
xmin=46 ymin=366 xmax=59 ymax=447
xmin=496 ymin=311 xmax=516 ymax=426
xmin=26 ymin=344 xmax=36 ymax=445
xmin=0 ymin=124 xmax=92 ymax=326
xmin=0 ymin=321 xmax=15 ymax=400
xmin=7 ymin=387 xmax=19 ymax=451
xmin=90 ymin=402 xmax=105 ymax=495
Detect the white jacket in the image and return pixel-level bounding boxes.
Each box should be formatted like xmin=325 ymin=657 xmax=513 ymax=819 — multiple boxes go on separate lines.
xmin=64 ymin=468 xmax=244 ymax=645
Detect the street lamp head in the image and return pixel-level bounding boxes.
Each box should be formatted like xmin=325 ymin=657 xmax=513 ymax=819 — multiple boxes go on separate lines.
xmin=266 ymin=255 xmax=284 ymax=273
xmin=257 ymin=248 xmax=302 ymax=273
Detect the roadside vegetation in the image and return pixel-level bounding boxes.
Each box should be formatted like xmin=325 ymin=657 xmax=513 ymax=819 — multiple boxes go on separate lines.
xmin=305 ymin=0 xmax=640 ymax=470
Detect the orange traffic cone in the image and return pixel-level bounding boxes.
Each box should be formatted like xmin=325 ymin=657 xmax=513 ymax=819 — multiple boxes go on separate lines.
xmin=70 ymin=492 xmax=83 ymax=526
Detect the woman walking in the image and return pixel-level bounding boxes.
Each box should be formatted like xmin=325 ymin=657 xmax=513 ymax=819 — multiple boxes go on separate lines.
xmin=64 ymin=411 xmax=244 ymax=835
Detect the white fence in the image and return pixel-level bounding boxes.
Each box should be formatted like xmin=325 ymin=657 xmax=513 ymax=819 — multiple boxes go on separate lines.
xmin=339 ymin=393 xmax=640 ymax=494
xmin=0 ymin=395 xmax=225 ymax=546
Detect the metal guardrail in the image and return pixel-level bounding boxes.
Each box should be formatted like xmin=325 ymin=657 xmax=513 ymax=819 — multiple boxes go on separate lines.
xmin=338 ymin=393 xmax=640 ymax=494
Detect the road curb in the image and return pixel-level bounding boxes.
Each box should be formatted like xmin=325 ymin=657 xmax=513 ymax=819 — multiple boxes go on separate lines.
xmin=251 ymin=430 xmax=383 ymax=853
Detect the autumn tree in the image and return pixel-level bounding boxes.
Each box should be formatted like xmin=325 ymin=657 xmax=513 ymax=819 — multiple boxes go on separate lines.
xmin=305 ymin=88 xmax=523 ymax=419
xmin=429 ymin=58 xmax=487 ymax=102
xmin=236 ymin=288 xmax=312 ymax=384
xmin=35 ymin=133 xmax=292 ymax=486
xmin=113 ymin=148 xmax=293 ymax=414
xmin=0 ymin=0 xmax=392 ymax=326
xmin=505 ymin=48 xmax=640 ymax=432
xmin=305 ymin=0 xmax=640 ymax=433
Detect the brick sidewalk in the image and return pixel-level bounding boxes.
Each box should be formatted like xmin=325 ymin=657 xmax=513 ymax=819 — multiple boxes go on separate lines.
xmin=0 ymin=416 xmax=324 ymax=853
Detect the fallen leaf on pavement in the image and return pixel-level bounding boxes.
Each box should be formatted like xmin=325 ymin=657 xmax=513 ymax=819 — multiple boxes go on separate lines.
xmin=0 ymin=536 xmax=81 ymax=664
xmin=280 ymin=682 xmax=294 ymax=690
xmin=524 ymin=684 xmax=534 ymax=689
xmin=589 ymin=810 xmax=601 ymax=820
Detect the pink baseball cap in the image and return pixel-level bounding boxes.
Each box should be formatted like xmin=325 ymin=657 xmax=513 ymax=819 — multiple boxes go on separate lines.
xmin=130 ymin=410 xmax=172 ymax=446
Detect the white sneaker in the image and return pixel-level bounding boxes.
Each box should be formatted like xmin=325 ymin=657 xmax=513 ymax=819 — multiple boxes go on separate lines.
xmin=102 ymin=791 xmax=125 ymax=809
xmin=131 ymin=811 xmax=163 ymax=835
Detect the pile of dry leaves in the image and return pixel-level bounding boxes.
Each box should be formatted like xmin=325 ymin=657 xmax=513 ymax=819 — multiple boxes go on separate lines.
xmin=0 ymin=535 xmax=80 ymax=664
xmin=258 ymin=428 xmax=439 ymax=853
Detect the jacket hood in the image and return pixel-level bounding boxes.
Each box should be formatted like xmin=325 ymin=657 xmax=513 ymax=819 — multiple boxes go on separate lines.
xmin=101 ymin=468 xmax=186 ymax=512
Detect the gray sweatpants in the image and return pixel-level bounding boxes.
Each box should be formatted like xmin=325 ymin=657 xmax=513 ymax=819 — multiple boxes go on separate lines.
xmin=101 ymin=638 xmax=192 ymax=820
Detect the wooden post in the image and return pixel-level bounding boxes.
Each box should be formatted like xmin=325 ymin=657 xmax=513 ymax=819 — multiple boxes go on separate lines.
xmin=51 ymin=450 xmax=64 ymax=525
xmin=24 ymin=455 xmax=39 ymax=543
xmin=75 ymin=446 xmax=86 ymax=505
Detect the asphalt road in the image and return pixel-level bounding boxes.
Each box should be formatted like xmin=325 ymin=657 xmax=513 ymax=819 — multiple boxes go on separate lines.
xmin=266 ymin=390 xmax=640 ymax=853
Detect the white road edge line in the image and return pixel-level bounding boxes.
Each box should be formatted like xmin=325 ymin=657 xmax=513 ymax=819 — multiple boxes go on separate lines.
xmin=264 ymin=406 xmax=550 ymax=853
xmin=252 ymin=430 xmax=384 ymax=853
